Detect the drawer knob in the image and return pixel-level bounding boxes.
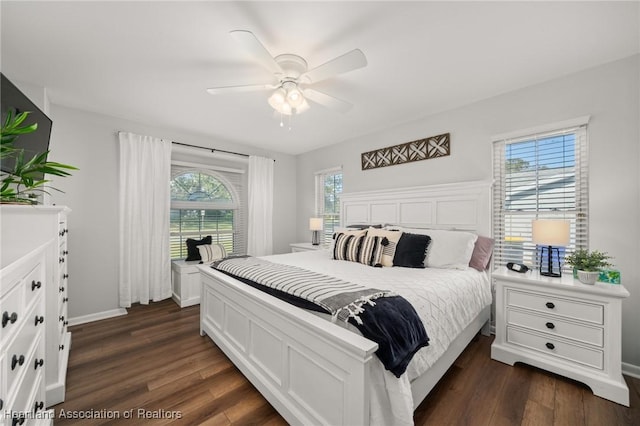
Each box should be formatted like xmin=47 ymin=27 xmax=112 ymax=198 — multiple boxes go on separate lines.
xmin=60 ymin=286 xmax=65 ymax=292
xmin=2 ymin=311 xmax=18 ymax=328
xmin=63 ymin=250 xmax=69 ymax=255
xmin=64 ymin=320 xmax=69 ymax=326
xmin=59 ymin=257 xmax=65 ymax=263
xmin=63 ymin=273 xmax=69 ymax=279
xmin=63 ymin=297 xmax=69 ymax=303
xmin=59 ymin=315 xmax=65 ymax=322
xmin=545 ymin=322 xmax=555 ymax=329
xmin=11 ymin=354 xmax=25 ymax=370
xmin=35 ymin=315 xmax=45 ymax=326
xmin=545 ymin=342 xmax=555 ymax=350
xmin=31 ymin=280 xmax=42 ymax=291
xmin=59 ymin=344 xmax=65 ymax=351
xmin=545 ymin=302 xmax=555 ymax=309
xmin=34 ymin=401 xmax=44 ymax=412
xmin=34 ymin=358 xmax=44 ymax=369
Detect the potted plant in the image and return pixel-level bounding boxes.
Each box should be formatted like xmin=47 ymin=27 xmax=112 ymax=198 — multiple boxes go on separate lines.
xmin=1 ymin=108 xmax=77 ymax=203
xmin=564 ymin=249 xmax=613 ymax=285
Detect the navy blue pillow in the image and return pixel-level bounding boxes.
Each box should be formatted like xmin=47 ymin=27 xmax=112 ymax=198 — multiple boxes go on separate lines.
xmin=185 ymin=235 xmax=212 ymax=261
xmin=392 ymin=233 xmax=431 ymax=268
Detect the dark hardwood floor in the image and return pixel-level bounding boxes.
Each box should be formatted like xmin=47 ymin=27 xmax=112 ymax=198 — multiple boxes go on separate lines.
xmin=52 ymin=299 xmax=640 ymax=425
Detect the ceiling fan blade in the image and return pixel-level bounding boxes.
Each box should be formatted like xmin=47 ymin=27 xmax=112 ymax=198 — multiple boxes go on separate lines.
xmin=302 ymin=49 xmax=367 ymax=83
xmin=206 ymin=83 xmax=276 ymax=95
xmin=230 ymin=30 xmax=282 ymax=74
xmin=303 ymin=89 xmax=353 ymax=113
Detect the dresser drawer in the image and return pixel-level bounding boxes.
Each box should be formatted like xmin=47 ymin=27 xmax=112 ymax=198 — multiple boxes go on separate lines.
xmin=507 ymin=326 xmax=604 ymax=370
xmin=507 ymin=308 xmax=604 ymax=347
xmin=58 ymin=220 xmax=68 ymax=240
xmin=23 ymin=262 xmax=45 ymax=311
xmin=9 ymin=350 xmax=45 ymax=423
xmin=1 ymin=283 xmax=24 ymax=346
xmin=58 ymin=302 xmax=68 ymax=336
xmin=506 ymin=289 xmax=603 ymax=325
xmin=4 ymin=305 xmax=44 ymax=397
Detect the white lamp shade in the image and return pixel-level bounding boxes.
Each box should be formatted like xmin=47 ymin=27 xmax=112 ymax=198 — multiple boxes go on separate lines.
xmin=532 ymin=220 xmax=570 ymax=246
xmin=309 ymin=217 xmax=323 ymax=231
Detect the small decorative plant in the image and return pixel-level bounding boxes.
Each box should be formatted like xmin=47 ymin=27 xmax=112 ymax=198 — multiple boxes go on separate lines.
xmin=565 ymin=249 xmax=612 ymax=272
xmin=1 ymin=108 xmax=77 ymax=203
xmin=564 ymin=249 xmax=613 ymax=285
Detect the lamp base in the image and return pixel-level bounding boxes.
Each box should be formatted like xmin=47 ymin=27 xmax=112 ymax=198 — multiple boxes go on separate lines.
xmin=539 ymin=245 xmax=562 ymax=278
xmin=311 ymin=230 xmax=320 ymax=246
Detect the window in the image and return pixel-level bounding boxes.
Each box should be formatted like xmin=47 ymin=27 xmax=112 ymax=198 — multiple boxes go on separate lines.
xmin=170 ymin=168 xmax=245 ymax=258
xmin=315 ymin=167 xmax=343 ymax=246
xmin=492 ymin=119 xmax=588 ymax=271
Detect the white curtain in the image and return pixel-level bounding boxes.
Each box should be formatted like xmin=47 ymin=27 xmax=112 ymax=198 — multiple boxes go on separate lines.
xmin=247 ymin=155 xmax=274 ymax=256
xmin=118 ymin=132 xmax=172 ymax=307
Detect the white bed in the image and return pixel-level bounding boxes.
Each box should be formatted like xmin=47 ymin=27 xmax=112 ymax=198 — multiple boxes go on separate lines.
xmin=199 ymin=180 xmax=493 ymax=425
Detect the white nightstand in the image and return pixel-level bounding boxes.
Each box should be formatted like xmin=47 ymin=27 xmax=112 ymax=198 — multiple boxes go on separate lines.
xmin=171 ymin=260 xmax=202 ymax=307
xmin=491 ymin=267 xmax=630 ymax=406
xmin=289 ymin=242 xmax=324 ymax=253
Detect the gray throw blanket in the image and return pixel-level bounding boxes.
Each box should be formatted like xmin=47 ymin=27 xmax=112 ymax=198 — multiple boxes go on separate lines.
xmin=213 ymin=257 xmax=393 ymax=324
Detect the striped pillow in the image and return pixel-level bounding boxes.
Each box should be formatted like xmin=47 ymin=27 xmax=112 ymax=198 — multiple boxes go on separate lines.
xmin=333 ymin=233 xmax=364 ymax=262
xmin=197 ymin=244 xmax=227 ymax=263
xmin=366 ymin=228 xmax=403 ymax=267
xmin=358 ymin=235 xmax=384 ymax=267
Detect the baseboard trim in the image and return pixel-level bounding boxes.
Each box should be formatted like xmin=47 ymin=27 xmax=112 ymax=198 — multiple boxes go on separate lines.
xmin=68 ymin=308 xmax=128 ymax=326
xmin=622 ymin=362 xmax=640 ymax=379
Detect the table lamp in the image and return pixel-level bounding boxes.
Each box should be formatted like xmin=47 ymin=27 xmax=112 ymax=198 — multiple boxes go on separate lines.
xmin=532 ymin=219 xmax=570 ymax=277
xmin=309 ymin=217 xmax=323 ymax=246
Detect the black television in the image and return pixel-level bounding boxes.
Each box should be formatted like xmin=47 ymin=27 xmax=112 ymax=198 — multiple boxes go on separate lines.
xmin=1 ymin=73 xmax=53 ymax=180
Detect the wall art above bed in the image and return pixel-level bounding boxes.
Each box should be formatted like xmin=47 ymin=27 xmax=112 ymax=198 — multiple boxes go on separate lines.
xmin=361 ymin=132 xmax=450 ymax=170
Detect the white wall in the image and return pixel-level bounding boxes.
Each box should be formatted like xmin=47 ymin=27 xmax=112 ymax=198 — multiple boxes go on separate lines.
xmin=47 ymin=105 xmax=297 ymax=319
xmin=296 ymin=55 xmax=640 ymax=367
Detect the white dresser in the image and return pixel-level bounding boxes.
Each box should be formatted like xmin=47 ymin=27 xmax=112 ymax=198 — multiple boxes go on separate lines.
xmin=491 ymin=267 xmax=630 ymax=406
xmin=1 ymin=242 xmax=52 ymax=425
xmin=1 ymin=205 xmax=72 ymax=408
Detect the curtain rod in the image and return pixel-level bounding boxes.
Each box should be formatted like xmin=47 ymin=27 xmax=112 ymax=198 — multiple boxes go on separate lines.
xmin=172 ymin=141 xmax=249 ymax=158
xmin=118 ymin=132 xmax=274 ymax=161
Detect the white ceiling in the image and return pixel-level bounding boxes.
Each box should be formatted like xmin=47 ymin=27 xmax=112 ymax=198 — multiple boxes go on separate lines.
xmin=1 ymin=1 xmax=638 ymax=155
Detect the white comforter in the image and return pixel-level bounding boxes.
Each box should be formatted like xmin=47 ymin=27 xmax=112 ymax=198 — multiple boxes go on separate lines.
xmin=261 ymin=249 xmax=492 ymax=426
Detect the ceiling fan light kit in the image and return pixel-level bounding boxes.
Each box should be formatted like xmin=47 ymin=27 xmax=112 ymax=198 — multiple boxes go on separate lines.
xmin=207 ymin=30 xmax=367 ymax=128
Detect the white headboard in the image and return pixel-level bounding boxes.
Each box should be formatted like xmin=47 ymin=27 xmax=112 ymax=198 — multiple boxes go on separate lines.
xmin=340 ymin=180 xmax=493 ymax=236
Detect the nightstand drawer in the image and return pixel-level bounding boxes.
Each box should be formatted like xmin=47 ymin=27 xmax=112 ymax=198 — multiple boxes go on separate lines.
xmin=507 ymin=308 xmax=604 ymax=347
xmin=506 ymin=289 xmax=603 ymax=325
xmin=507 ymin=326 xmax=603 ymax=370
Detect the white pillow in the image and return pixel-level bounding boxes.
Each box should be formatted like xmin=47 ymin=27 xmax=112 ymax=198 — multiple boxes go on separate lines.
xmin=401 ymin=228 xmax=478 ymax=270
xmin=197 ymin=244 xmax=227 ymax=263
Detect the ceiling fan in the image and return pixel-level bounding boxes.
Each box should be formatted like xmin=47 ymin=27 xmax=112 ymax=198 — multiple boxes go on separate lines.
xmin=206 ymin=30 xmax=367 ymax=122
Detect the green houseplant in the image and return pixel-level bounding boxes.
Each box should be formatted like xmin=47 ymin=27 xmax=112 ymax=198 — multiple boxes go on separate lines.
xmin=564 ymin=249 xmax=613 ymax=285
xmin=1 ymin=108 xmax=77 ymax=203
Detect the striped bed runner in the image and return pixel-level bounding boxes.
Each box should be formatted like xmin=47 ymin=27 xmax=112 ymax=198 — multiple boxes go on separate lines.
xmin=213 ymin=257 xmax=392 ymax=323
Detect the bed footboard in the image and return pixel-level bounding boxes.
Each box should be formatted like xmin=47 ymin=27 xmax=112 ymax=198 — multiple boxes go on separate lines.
xmin=199 ymin=267 xmax=378 ymax=426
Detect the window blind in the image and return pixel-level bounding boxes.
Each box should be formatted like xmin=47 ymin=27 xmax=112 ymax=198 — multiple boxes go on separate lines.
xmin=315 ymin=167 xmax=343 ymax=246
xmin=492 ymin=122 xmax=588 ymax=271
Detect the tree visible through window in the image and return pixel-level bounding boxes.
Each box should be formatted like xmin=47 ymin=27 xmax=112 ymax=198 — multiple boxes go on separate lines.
xmin=170 ymin=171 xmax=238 ymax=258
